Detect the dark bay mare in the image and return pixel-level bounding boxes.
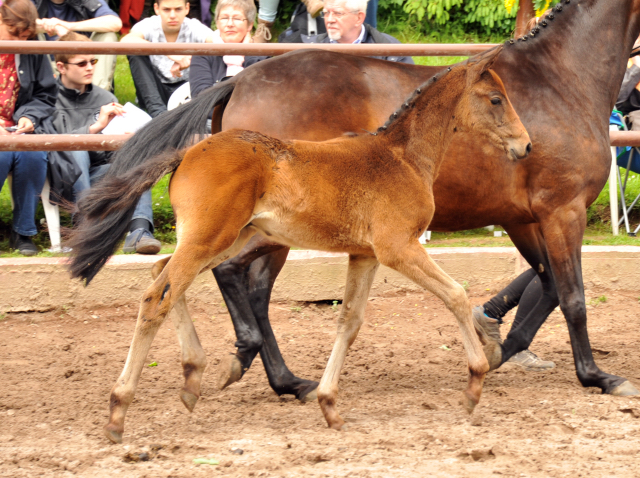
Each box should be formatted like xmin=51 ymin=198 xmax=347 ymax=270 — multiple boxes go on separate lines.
xmin=69 ymin=50 xmax=531 ymax=442
xmin=70 ymin=0 xmax=640 ymax=415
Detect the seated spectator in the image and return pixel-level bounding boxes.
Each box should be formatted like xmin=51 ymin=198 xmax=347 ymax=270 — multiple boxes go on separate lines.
xmin=33 ymin=0 xmax=121 ymax=91
xmin=190 ymin=0 xmax=267 ymax=98
xmin=0 ymin=0 xmax=55 ymax=256
xmin=253 ymin=0 xmax=324 ymax=43
xmin=53 ymin=32 xmax=161 ymax=254
xmin=617 ymin=46 xmax=640 ymax=129
xmin=121 ymin=0 xmax=215 ymax=118
xmin=280 ymin=0 xmax=413 ymax=65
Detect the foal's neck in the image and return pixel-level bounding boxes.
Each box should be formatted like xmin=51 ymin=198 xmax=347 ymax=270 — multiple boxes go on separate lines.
xmin=378 ymin=69 xmax=464 ymax=174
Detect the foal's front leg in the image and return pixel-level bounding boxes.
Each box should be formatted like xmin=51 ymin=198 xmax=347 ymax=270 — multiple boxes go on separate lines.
xmin=317 ymin=254 xmax=379 ymax=429
xmin=376 ymin=240 xmax=490 ymax=412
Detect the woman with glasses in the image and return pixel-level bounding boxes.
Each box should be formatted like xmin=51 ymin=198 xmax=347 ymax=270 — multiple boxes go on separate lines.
xmin=189 ymin=0 xmax=267 ymax=99
xmin=0 ymin=0 xmax=56 ymax=255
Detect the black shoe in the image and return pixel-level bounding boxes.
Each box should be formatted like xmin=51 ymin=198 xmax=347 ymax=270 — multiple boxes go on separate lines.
xmin=9 ymin=230 xmax=39 ymax=256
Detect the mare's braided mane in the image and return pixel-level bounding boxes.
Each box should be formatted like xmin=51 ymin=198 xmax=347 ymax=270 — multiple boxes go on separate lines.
xmin=508 ymin=0 xmax=573 ymax=45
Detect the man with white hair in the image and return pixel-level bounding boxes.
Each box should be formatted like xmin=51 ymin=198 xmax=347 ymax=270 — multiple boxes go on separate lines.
xmin=281 ymin=0 xmax=413 ymax=64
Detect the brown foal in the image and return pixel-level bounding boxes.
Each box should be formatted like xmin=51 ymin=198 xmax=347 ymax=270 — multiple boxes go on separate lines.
xmin=71 ymin=49 xmax=530 ymax=443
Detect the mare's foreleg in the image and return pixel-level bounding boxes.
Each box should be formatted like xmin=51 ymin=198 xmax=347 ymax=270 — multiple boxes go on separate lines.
xmin=497 ymin=223 xmax=559 ymax=370
xmin=317 ymin=255 xmax=379 ymax=430
xmin=377 ymin=240 xmax=489 ymax=413
xmin=538 ymin=208 xmax=638 ymax=395
xmin=151 ymin=256 xmax=206 ymax=412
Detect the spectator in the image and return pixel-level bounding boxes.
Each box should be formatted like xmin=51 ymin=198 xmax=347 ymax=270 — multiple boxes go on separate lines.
xmin=616 ymin=46 xmax=640 ymax=128
xmin=280 ymin=0 xmax=413 ymax=65
xmin=52 ymin=32 xmax=161 ymax=254
xmin=0 ymin=0 xmax=55 ymax=256
xmin=190 ymin=0 xmax=266 ymax=98
xmin=33 ymin=0 xmax=121 ymax=91
xmin=120 ymin=0 xmax=214 ymax=118
xmin=253 ymin=0 xmax=324 ymax=43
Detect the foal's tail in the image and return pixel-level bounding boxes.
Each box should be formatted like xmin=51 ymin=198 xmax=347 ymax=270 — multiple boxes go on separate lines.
xmin=67 ymin=151 xmax=185 ymax=284
xmin=67 ymin=79 xmax=237 ymax=284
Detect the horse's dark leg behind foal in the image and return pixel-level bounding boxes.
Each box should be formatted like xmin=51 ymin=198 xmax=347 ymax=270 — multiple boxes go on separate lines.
xmin=212 ymin=235 xmax=318 ymax=401
xmin=246 ymin=248 xmax=318 ymax=401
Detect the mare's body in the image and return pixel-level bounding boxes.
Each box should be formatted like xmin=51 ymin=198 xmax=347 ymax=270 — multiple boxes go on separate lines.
xmin=68 ymin=52 xmax=530 ymax=442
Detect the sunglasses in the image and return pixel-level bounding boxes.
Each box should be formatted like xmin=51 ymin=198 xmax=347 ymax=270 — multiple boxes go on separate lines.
xmin=65 ymin=58 xmax=99 ymax=68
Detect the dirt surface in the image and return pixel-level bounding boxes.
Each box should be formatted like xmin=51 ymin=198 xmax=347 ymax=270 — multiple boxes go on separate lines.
xmin=2 ymin=290 xmax=640 ymax=478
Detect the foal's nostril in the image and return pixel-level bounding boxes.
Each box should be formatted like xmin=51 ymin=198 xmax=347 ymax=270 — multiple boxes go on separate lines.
xmin=526 ymin=142 xmax=532 ymax=155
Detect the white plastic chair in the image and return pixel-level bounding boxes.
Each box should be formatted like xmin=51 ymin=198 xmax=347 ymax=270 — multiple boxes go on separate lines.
xmin=7 ymin=173 xmax=61 ymax=252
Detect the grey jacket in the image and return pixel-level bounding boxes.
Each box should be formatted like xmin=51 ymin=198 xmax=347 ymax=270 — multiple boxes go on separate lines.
xmin=52 ymin=78 xmax=117 ymax=135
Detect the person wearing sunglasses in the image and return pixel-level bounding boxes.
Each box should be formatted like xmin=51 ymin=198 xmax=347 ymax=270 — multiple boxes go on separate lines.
xmin=52 ymin=32 xmax=161 ymax=255
xmin=280 ymin=0 xmax=412 ymax=65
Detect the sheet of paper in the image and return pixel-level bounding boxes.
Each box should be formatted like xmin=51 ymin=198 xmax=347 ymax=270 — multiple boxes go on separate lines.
xmin=101 ymin=102 xmax=152 ymax=135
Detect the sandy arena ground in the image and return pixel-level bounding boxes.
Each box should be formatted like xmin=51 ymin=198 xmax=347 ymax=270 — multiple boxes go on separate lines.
xmin=2 ymin=289 xmax=640 ymax=477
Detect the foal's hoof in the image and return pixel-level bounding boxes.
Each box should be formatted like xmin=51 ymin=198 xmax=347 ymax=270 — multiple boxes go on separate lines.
xmin=483 ymin=341 xmax=503 ymax=371
xmin=216 ymin=354 xmax=244 ymax=390
xmin=180 ymin=389 xmax=199 ymax=412
xmin=609 ymin=381 xmax=640 ymax=396
xmin=104 ymin=424 xmax=123 ymax=444
xmin=461 ymin=391 xmax=479 ymax=414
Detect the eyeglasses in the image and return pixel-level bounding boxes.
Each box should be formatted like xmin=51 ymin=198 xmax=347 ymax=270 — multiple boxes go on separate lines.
xmin=65 ymin=58 xmax=99 ymax=68
xmin=320 ymin=9 xmax=358 ymax=19
xmin=217 ymin=16 xmax=247 ymax=24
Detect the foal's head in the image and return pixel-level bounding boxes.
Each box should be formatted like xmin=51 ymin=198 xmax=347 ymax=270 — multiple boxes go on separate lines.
xmin=455 ymin=47 xmax=532 ymax=161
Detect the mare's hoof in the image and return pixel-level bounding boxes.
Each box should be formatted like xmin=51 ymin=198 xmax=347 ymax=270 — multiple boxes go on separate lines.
xmin=301 ymin=387 xmax=318 ymax=402
xmin=483 ymin=342 xmax=503 ymax=371
xmin=104 ymin=424 xmax=123 ymax=444
xmin=609 ymin=381 xmax=640 ymax=396
xmin=180 ymin=389 xmax=199 ymax=412
xmin=216 ymin=354 xmax=244 ymax=390
xmin=461 ymin=391 xmax=478 ymax=414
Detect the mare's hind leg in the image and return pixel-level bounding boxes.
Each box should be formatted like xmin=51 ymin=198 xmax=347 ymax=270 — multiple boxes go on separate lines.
xmin=151 ymin=256 xmax=207 ymax=413
xmin=105 ymin=226 xmax=256 ymax=444
xmin=317 ymin=254 xmax=379 ymax=430
xmin=376 ymin=240 xmax=489 ymax=413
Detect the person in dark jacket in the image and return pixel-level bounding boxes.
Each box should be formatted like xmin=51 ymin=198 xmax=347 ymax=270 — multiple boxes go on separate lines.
xmin=189 ymin=0 xmax=266 ymax=98
xmin=280 ymin=0 xmax=413 ymax=65
xmin=0 ymin=0 xmax=55 ymax=256
xmin=53 ymin=32 xmax=161 ymax=254
xmin=616 ymin=55 xmax=640 ymax=122
xmin=33 ymin=0 xmax=121 ymax=90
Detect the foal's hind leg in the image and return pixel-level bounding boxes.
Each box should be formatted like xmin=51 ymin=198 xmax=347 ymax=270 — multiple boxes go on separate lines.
xmin=105 ymin=227 xmax=256 ymax=443
xmin=317 ymin=254 xmax=379 ymax=430
xmin=376 ymin=240 xmax=489 ymax=413
xmin=151 ymin=256 xmax=207 ymax=412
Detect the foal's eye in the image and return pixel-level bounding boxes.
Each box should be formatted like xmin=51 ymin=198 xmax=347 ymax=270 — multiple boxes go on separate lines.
xmin=491 ymin=97 xmax=502 ymax=105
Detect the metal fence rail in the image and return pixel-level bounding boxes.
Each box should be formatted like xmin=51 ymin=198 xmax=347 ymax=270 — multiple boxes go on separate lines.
xmin=0 ymin=40 xmax=498 ymax=57
xmin=0 ymin=131 xmax=638 ymax=151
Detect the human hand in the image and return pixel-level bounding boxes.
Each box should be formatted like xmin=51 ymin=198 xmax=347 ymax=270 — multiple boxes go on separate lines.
xmin=91 ymin=102 xmax=125 ymax=133
xmin=167 ymin=55 xmax=191 ymax=69
xmin=170 ymin=61 xmax=183 ymax=78
xmin=40 ymin=17 xmax=68 ymax=36
xmin=0 ymin=126 xmax=10 ymax=136
xmin=16 ymin=117 xmax=34 ymax=134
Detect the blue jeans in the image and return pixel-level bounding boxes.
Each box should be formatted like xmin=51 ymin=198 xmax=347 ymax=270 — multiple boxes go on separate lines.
xmin=71 ymin=151 xmax=154 ymax=230
xmin=0 ymin=150 xmax=48 ymax=236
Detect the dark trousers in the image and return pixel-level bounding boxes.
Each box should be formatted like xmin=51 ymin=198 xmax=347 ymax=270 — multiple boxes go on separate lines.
xmin=483 ymin=268 xmax=541 ymax=331
xmin=128 ymin=55 xmax=186 ymax=118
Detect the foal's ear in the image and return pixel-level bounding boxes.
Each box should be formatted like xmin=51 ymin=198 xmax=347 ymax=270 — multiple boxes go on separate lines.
xmin=467 ymin=45 xmax=503 ymax=83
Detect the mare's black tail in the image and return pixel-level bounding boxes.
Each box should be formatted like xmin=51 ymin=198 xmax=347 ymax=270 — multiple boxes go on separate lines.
xmin=67 ymin=79 xmax=237 ymax=284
